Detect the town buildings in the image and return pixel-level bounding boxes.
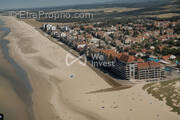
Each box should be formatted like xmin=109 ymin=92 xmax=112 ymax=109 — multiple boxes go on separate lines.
xmin=41 ymin=18 xmax=180 ymax=81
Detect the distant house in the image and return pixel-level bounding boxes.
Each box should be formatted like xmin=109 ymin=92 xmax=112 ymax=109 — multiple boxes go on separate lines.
xmin=51 ymin=31 xmax=60 ymax=38
xmin=137 ymin=58 xmax=144 ymax=63
xmin=73 ymin=41 xmax=88 ymax=51
xmin=60 ymin=32 xmax=67 ymax=38
xmin=150 ymin=46 xmax=155 ymax=50
xmin=141 ymin=49 xmax=147 ymax=54
xmin=135 ymin=52 xmax=145 ymax=57
xmin=85 ymin=34 xmax=93 ymax=41
xmin=83 ymin=25 xmax=93 ymax=30
xmin=124 ymin=36 xmax=132 ymax=45
xmin=169 ymin=55 xmax=176 ymax=60
xmin=50 ymin=26 xmax=56 ymax=31
xmin=162 ymin=54 xmax=176 ymax=61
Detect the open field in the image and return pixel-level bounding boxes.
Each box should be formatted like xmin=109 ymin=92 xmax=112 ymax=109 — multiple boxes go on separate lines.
xmin=60 ymin=7 xmax=141 ymax=13
xmin=143 ymin=13 xmax=180 ymax=18
xmin=21 ymin=19 xmax=45 ymax=28
xmin=34 ymin=0 xmax=180 ymax=22
xmin=151 ymin=13 xmax=180 ymax=18
xmin=23 ymin=19 xmax=75 ymax=28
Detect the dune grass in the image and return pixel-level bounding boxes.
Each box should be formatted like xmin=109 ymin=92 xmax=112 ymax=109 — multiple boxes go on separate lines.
xmin=143 ymin=78 xmax=180 ymax=114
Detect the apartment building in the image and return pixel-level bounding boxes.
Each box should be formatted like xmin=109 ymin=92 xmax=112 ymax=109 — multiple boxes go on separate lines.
xmin=88 ymin=48 xmax=164 ymax=81
xmin=137 ymin=61 xmax=164 ymax=81
xmin=112 ymin=53 xmax=137 ymax=80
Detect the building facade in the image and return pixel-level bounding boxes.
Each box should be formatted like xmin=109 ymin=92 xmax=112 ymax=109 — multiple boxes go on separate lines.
xmin=137 ymin=61 xmax=164 ymax=81
xmin=89 ymin=48 xmax=165 ymax=81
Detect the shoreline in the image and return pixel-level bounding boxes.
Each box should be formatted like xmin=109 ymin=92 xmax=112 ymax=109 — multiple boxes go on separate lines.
xmin=1 ymin=16 xmax=106 ymax=120
xmin=0 ymin=19 xmax=34 ymax=120
xmin=1 ymin=16 xmax=180 ymax=120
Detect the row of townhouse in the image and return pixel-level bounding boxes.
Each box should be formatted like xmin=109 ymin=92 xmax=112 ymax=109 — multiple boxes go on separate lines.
xmin=88 ymin=48 xmax=165 ymax=81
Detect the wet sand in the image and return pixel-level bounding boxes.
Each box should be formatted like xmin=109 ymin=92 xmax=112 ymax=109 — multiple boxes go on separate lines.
xmin=0 ymin=20 xmax=34 ymax=120
xmin=1 ymin=16 xmax=180 ymax=120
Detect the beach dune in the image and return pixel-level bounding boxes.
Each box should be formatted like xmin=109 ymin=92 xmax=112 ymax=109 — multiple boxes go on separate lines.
xmin=1 ymin=16 xmax=180 ymax=120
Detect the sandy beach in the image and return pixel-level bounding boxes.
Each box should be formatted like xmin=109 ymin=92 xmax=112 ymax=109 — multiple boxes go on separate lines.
xmin=1 ymin=16 xmax=180 ymax=120
xmin=0 ymin=20 xmax=34 ymax=120
xmin=0 ymin=42 xmax=32 ymax=120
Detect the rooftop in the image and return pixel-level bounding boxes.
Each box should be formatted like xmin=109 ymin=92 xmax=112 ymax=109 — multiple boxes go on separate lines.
xmin=138 ymin=61 xmax=162 ymax=70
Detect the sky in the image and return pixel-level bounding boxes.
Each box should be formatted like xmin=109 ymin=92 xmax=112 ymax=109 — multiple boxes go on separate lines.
xmin=0 ymin=0 xmax=159 ymax=9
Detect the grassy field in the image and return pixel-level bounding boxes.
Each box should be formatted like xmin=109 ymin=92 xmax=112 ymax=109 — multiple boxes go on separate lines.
xmin=22 ymin=19 xmax=45 ymax=28
xmin=59 ymin=7 xmax=141 ymax=13
xmin=143 ymin=78 xmax=180 ymax=114
xmin=23 ymin=19 xmax=75 ymax=28
xmin=143 ymin=13 xmax=180 ymax=18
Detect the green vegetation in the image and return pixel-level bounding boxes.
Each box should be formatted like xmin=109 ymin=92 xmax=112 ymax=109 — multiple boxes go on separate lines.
xmin=143 ymin=78 xmax=180 ymax=114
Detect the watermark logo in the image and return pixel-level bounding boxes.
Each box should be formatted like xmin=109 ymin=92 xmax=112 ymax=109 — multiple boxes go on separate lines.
xmin=65 ymin=54 xmax=87 ymax=67
xmin=90 ymin=53 xmax=115 ymax=67
xmin=9 ymin=11 xmax=94 ymax=20
xmin=65 ymin=53 xmax=115 ymax=67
